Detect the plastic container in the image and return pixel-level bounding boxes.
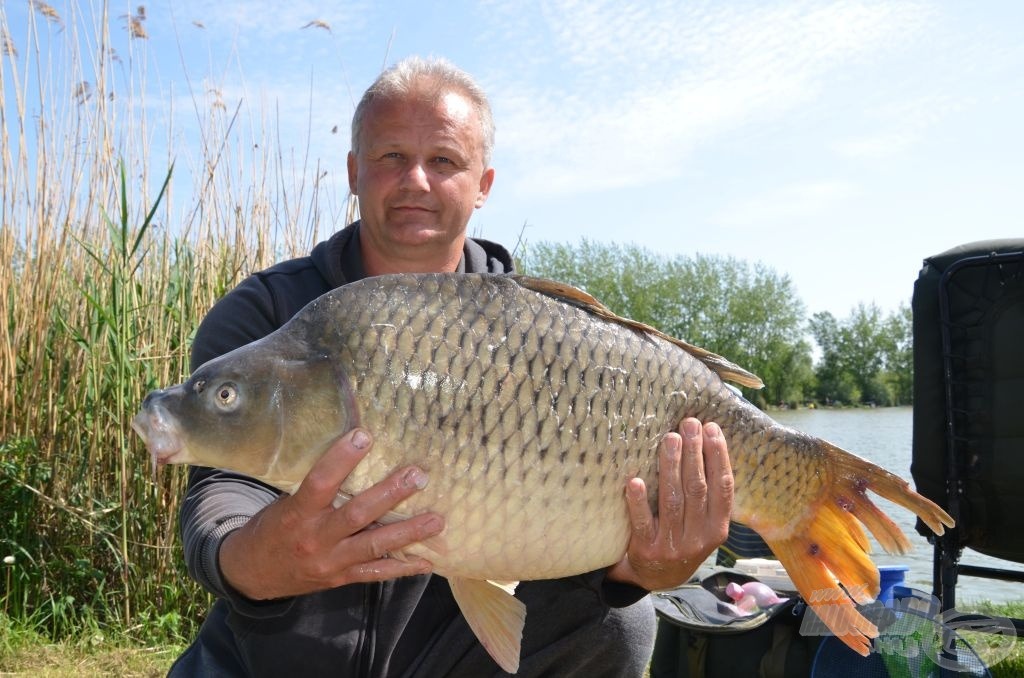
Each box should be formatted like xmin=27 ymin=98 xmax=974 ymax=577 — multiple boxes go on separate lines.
xmin=734 ymin=558 xmax=795 ymax=592
xmin=877 ymin=564 xmax=909 ymax=606
xmin=734 ymin=557 xmax=783 ymax=578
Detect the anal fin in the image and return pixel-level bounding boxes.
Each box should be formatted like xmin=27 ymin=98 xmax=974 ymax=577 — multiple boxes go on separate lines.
xmin=448 ymin=577 xmax=526 ymax=674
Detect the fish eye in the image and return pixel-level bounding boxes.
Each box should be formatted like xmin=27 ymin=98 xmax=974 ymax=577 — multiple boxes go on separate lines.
xmin=213 ymin=382 xmax=238 ymax=410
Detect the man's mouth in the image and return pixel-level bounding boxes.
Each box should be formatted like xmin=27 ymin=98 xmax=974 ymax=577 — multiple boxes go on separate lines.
xmin=391 ymin=203 xmax=436 ymax=212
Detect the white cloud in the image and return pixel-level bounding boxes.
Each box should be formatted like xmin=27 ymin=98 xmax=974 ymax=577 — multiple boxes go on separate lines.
xmin=712 ymin=179 xmax=863 ymax=228
xmin=483 ymin=0 xmax=935 ymax=197
xmin=830 ymin=89 xmax=970 ymax=160
xmin=832 ymin=132 xmax=916 ymax=159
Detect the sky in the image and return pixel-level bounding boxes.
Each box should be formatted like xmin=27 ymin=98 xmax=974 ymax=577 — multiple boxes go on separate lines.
xmin=5 ymin=0 xmax=1023 ymax=318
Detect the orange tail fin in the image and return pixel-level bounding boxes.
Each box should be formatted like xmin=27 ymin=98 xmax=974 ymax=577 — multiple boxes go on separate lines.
xmin=822 ymin=440 xmax=955 ymax=547
xmin=758 ymin=437 xmax=954 ymax=657
xmin=765 ymin=499 xmax=880 ymax=655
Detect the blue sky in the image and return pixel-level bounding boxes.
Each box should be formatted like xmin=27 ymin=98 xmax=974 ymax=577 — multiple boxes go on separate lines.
xmin=5 ymin=1 xmax=1023 ymax=318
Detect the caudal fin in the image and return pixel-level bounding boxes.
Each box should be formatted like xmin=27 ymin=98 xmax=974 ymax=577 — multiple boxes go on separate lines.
xmin=756 ymin=435 xmax=954 ymax=657
xmin=823 ymin=439 xmax=955 ymax=546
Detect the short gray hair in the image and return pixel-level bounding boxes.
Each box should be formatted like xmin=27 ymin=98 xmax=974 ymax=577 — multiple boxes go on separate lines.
xmin=350 ymin=56 xmax=496 ymax=167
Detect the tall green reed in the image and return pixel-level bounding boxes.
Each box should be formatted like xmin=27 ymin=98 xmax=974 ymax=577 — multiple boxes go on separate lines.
xmin=74 ymin=161 xmax=173 ymax=623
xmin=1 ymin=2 xmax=338 ymax=642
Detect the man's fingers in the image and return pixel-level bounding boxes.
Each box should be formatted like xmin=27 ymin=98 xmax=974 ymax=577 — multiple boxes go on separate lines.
xmin=343 ymin=555 xmax=435 ymax=585
xmin=624 ymin=477 xmax=655 ymax=544
xmin=292 ymin=428 xmax=373 ymax=513
xmin=325 ymin=464 xmax=431 ymax=541
xmin=702 ymin=422 xmax=734 ymax=535
xmin=679 ymin=419 xmax=709 ymax=537
xmin=658 ymin=431 xmax=686 ymax=548
xmin=336 ymin=512 xmax=444 ymax=567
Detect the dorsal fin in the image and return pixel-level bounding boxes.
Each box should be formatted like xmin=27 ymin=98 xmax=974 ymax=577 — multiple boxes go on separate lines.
xmin=510 ymin=274 xmax=764 ymax=389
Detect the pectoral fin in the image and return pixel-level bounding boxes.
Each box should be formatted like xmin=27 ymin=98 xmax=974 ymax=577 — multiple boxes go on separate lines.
xmin=448 ymin=577 xmax=526 ymax=674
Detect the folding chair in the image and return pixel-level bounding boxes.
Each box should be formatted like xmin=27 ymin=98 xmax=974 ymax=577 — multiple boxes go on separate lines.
xmin=910 ymin=239 xmax=1024 ymax=629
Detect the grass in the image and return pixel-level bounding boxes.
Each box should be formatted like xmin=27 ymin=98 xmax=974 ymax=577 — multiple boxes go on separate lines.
xmin=958 ymin=601 xmax=1024 ymax=677
xmin=0 ymin=613 xmax=182 ymax=677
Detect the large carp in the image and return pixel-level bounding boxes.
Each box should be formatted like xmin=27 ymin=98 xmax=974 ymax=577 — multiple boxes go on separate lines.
xmin=133 ymin=273 xmax=953 ymax=673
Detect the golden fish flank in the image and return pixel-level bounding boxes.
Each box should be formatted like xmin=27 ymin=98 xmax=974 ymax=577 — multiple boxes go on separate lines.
xmin=133 ymin=272 xmax=954 ymax=674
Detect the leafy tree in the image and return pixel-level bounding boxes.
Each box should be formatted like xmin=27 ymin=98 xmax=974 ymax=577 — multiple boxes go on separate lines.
xmin=809 ymin=311 xmax=851 ymax=404
xmin=809 ymin=303 xmax=913 ymax=406
xmin=881 ymin=304 xmax=913 ymax=404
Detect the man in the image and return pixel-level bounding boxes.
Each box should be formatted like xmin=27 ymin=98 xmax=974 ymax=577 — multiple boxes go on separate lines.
xmin=169 ymin=56 xmax=734 ymax=677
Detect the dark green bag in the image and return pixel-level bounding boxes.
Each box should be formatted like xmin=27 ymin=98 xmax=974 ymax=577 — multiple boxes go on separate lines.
xmin=650 ymin=570 xmax=822 ymax=678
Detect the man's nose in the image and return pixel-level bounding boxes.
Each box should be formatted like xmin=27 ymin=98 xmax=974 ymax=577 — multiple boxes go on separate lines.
xmin=400 ymin=161 xmax=430 ymax=191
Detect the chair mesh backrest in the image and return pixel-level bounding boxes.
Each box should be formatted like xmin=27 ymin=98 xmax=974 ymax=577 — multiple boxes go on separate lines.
xmin=911 ymin=239 xmax=1024 ymax=562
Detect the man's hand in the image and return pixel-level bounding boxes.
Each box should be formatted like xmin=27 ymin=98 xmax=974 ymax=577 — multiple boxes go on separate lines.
xmin=219 ymin=428 xmax=444 ymax=601
xmin=606 ymin=418 xmax=734 ymax=591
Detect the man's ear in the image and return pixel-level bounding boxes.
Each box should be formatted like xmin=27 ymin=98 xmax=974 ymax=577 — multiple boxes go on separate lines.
xmin=347 ymin=151 xmax=358 ymax=195
xmin=475 ymin=167 xmax=495 ymax=208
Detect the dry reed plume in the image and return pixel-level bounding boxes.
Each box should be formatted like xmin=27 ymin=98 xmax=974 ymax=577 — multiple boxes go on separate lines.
xmin=1 ymin=27 xmax=15 ymax=57
xmin=122 ymin=5 xmax=148 ymax=39
xmin=29 ymin=0 xmax=63 ymax=28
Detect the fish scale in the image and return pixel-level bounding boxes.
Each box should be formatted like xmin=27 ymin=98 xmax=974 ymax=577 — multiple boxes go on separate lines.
xmin=134 ymin=272 xmax=954 ymax=674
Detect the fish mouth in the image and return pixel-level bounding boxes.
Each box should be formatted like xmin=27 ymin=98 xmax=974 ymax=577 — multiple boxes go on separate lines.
xmin=132 ymin=405 xmax=185 ymax=473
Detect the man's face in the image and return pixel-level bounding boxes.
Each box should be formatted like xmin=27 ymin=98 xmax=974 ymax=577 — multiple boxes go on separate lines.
xmin=348 ymin=88 xmax=495 ymax=267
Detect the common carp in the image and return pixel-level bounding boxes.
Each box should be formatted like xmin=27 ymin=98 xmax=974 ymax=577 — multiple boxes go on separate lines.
xmin=133 ymin=273 xmax=953 ymax=673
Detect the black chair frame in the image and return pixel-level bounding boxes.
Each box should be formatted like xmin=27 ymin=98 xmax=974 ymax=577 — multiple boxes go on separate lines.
xmin=931 ymin=249 xmax=1024 ymax=633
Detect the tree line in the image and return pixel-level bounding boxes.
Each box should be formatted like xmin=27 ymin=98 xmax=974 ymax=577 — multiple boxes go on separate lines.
xmin=519 ymin=240 xmax=912 ymax=408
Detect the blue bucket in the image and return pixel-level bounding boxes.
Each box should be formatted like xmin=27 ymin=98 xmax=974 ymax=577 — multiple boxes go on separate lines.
xmin=877 ymin=564 xmax=909 ymax=606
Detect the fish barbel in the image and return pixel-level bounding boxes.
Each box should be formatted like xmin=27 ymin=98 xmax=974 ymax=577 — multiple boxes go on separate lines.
xmin=133 ymin=273 xmax=953 ymax=673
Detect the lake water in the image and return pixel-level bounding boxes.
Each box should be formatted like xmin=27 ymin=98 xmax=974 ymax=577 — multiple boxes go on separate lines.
xmin=766 ymin=406 xmax=1023 ymax=604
